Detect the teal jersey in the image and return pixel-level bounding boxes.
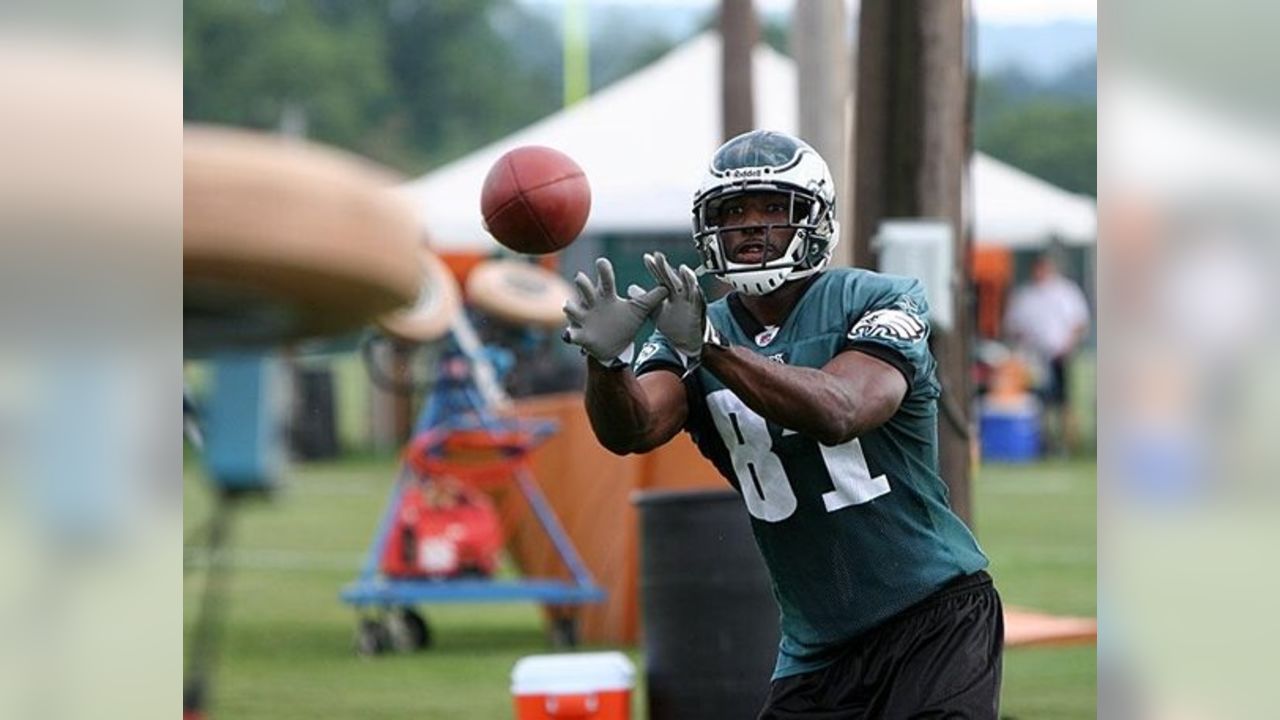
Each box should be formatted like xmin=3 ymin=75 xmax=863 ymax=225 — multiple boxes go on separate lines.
xmin=634 ymin=268 xmax=988 ymax=679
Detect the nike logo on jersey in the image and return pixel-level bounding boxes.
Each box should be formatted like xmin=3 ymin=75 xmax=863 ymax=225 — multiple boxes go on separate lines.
xmin=755 ymin=326 xmax=780 ymax=346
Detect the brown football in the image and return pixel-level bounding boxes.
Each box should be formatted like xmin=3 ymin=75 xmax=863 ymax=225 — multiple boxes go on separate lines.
xmin=480 ymin=145 xmax=591 ymax=255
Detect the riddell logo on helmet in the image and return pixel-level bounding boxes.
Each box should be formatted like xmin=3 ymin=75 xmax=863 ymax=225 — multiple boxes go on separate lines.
xmin=729 ymin=168 xmax=764 ymax=178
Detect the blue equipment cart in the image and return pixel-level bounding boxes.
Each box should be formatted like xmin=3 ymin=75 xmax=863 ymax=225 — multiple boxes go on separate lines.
xmin=341 ymin=332 xmax=604 ymax=654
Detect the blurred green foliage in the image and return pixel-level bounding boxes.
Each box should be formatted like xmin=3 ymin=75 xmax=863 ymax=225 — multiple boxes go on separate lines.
xmin=184 ymin=1 xmax=1096 ymax=197
xmin=976 ymin=60 xmax=1097 ymax=197
xmin=184 ymin=0 xmax=562 ymax=172
xmin=184 ymin=0 xmax=682 ymax=175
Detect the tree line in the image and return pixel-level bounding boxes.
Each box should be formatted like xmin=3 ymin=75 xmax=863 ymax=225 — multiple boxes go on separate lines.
xmin=185 ymin=0 xmax=1095 ymax=196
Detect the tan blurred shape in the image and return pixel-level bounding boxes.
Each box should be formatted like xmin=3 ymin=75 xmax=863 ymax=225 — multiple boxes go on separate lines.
xmin=376 ymin=245 xmax=462 ymax=343
xmin=184 ymin=125 xmax=423 ymax=348
xmin=466 ymin=259 xmax=576 ymax=330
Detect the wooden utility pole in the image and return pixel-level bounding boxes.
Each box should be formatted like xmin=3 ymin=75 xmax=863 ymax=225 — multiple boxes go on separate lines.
xmin=852 ymin=0 xmax=974 ymax=522
xmin=793 ymin=0 xmax=852 ymax=266
xmin=720 ymin=0 xmax=758 ymax=141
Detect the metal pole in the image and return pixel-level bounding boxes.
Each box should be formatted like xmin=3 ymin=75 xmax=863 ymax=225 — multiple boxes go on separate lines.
xmin=183 ymin=493 xmax=237 ymax=719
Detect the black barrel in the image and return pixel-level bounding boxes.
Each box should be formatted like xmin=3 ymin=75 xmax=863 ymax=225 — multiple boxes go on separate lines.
xmin=290 ymin=367 xmax=338 ymax=460
xmin=634 ymin=488 xmax=780 ymax=720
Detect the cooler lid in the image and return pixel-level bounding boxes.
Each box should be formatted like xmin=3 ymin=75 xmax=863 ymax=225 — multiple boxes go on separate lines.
xmin=511 ymin=652 xmax=635 ymax=694
xmin=979 ymin=393 xmax=1041 ymax=415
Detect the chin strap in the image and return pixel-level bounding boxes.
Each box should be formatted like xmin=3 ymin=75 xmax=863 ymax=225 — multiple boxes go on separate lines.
xmin=707 ymin=229 xmax=838 ymax=297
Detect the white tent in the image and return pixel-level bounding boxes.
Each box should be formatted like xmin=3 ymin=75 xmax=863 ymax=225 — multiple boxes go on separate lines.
xmin=971 ymin=154 xmax=1096 ymax=248
xmin=401 ymin=33 xmax=1096 ymax=253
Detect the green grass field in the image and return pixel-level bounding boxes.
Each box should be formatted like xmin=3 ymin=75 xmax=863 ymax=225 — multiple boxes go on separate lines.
xmin=184 ymin=456 xmax=1095 ymax=719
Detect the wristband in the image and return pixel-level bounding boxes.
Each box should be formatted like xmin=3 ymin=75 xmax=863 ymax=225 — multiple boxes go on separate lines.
xmin=703 ymin=319 xmax=730 ymax=351
xmin=680 ymin=321 xmax=728 ymax=379
xmin=592 ymin=342 xmax=636 ymax=369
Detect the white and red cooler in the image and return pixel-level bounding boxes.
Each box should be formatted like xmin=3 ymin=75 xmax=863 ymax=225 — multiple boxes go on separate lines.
xmin=511 ymin=652 xmax=635 ymax=720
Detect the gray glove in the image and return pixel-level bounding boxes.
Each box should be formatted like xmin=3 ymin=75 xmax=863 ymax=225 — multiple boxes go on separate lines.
xmin=563 ymin=257 xmax=668 ymax=364
xmin=644 ymin=251 xmax=707 ymax=358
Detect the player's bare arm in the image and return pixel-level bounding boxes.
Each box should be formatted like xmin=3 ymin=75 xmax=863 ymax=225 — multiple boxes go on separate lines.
xmin=702 ymin=343 xmax=907 ymax=446
xmin=641 ymin=249 xmax=907 ymax=445
xmin=562 ymin=256 xmax=684 ymax=454
xmin=584 ymin=362 xmax=687 ymax=455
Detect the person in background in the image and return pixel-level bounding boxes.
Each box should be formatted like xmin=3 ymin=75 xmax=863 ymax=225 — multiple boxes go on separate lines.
xmin=1003 ymin=251 xmax=1091 ymax=456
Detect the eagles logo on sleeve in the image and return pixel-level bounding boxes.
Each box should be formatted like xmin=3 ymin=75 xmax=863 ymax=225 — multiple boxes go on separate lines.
xmin=848 ymin=306 xmax=927 ymax=343
xmin=635 ymin=341 xmax=661 ymax=366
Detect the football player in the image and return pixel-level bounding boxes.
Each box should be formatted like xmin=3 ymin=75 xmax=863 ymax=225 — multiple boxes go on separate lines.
xmin=562 ymin=130 xmax=1002 ymax=718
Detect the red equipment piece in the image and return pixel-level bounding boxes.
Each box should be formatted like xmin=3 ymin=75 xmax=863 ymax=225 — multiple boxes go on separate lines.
xmin=380 ymin=477 xmax=504 ymax=579
xmin=405 ymin=427 xmax=536 ymax=490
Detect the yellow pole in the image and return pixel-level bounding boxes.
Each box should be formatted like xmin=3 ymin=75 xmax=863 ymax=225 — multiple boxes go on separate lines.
xmin=563 ymin=0 xmax=589 ymax=107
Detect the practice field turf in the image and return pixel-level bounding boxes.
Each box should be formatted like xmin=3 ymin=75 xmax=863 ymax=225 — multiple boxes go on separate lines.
xmin=184 ymin=456 xmax=1095 ymax=719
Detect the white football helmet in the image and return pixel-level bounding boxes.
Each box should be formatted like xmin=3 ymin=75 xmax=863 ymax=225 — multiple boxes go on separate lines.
xmin=692 ymin=130 xmax=839 ymax=295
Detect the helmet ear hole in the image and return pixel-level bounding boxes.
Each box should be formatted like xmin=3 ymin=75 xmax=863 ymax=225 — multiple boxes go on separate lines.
xmin=791 ymin=199 xmax=812 ymax=223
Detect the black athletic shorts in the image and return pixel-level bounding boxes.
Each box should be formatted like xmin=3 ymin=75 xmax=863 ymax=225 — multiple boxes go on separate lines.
xmin=1040 ymin=356 xmax=1069 ymax=407
xmin=758 ymin=570 xmax=1004 ymax=720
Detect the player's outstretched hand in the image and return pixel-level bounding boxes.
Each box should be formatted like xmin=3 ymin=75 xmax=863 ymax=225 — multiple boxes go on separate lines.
xmin=644 ymin=251 xmax=706 ymax=358
xmin=563 ymin=257 xmax=668 ymax=364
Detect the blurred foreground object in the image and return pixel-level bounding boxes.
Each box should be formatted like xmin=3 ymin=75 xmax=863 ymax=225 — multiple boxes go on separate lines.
xmin=0 ymin=31 xmax=179 ymax=720
xmin=1101 ymin=34 xmax=1280 ymax=712
xmin=184 ymin=125 xmax=422 ymax=352
xmin=182 ymin=125 xmax=426 ymax=717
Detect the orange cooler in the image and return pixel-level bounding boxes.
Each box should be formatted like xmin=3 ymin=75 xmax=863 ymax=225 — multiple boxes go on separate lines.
xmin=511 ymin=652 xmax=635 ymax=720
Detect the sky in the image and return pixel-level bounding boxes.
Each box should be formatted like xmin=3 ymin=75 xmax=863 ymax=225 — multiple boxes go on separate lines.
xmin=587 ymin=0 xmax=1097 ymax=24
xmin=969 ymin=0 xmax=1095 ymax=23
